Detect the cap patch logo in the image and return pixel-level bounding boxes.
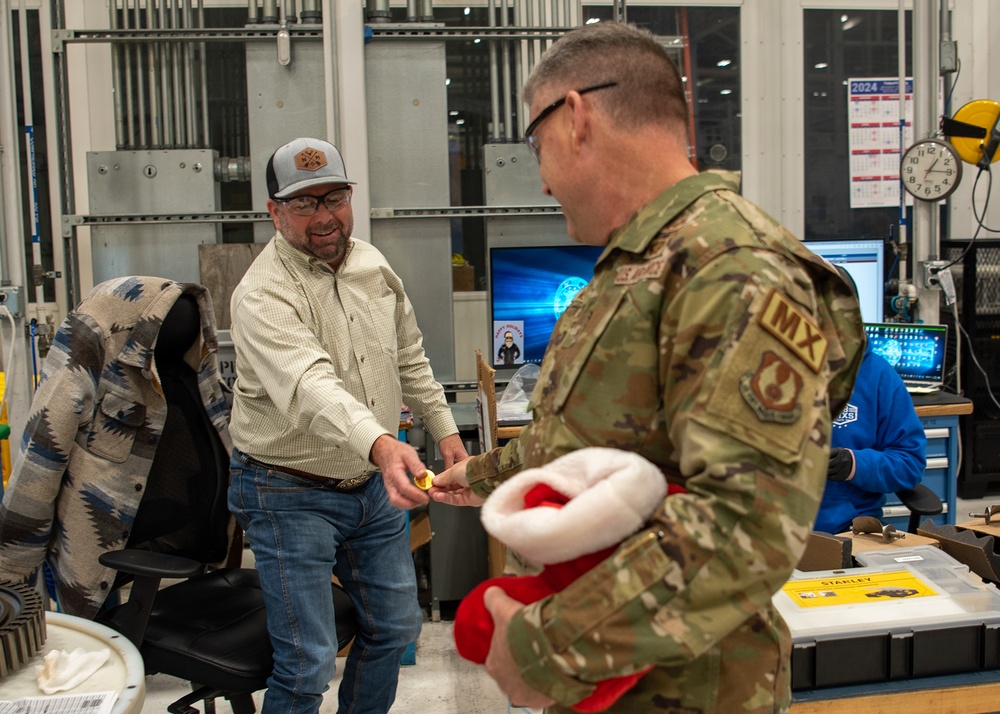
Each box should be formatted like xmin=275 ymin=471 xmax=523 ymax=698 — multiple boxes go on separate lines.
xmin=740 ymin=351 xmax=803 ymax=423
xmin=295 ymin=147 xmax=328 ymax=172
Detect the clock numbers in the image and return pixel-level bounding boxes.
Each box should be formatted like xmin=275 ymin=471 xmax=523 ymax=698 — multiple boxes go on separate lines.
xmin=900 ymin=138 xmax=963 ymax=201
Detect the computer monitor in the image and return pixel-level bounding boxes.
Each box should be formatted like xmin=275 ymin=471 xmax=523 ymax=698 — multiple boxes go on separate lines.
xmin=863 ymin=322 xmax=948 ymax=390
xmin=488 ymin=244 xmax=604 ymax=368
xmin=801 ymin=239 xmax=885 ymax=323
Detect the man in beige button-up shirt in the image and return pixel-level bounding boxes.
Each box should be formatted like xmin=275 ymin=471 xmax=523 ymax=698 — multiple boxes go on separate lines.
xmin=227 ymin=137 xmax=467 ymax=714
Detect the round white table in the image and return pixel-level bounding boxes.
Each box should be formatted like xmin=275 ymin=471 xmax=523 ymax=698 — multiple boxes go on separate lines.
xmin=0 ymin=611 xmax=145 ymax=713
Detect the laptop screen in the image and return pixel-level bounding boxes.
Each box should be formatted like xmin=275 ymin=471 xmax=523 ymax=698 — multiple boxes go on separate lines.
xmin=863 ymin=322 xmax=948 ymax=388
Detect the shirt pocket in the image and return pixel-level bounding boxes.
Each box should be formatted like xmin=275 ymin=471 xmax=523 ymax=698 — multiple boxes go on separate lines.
xmin=364 ymin=292 xmax=399 ymax=351
xmin=87 ymin=390 xmax=146 ymax=463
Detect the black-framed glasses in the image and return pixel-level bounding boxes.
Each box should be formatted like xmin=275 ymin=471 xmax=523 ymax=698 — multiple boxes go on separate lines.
xmin=277 ymin=187 xmax=352 ymax=216
xmin=523 ymin=82 xmax=618 ymax=162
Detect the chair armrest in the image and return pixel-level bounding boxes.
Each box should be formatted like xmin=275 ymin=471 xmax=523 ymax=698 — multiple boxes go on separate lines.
xmin=99 ymin=549 xmax=205 ymax=579
xmin=896 ymin=483 xmax=944 ymax=516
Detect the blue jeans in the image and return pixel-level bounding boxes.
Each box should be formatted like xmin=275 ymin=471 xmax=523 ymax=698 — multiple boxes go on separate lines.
xmin=228 ymin=452 xmax=422 ymax=714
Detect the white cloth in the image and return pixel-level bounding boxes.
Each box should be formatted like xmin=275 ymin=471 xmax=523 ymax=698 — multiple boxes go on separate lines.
xmin=480 ymin=447 xmax=667 ymax=565
xmin=36 ymin=647 xmax=111 ymax=694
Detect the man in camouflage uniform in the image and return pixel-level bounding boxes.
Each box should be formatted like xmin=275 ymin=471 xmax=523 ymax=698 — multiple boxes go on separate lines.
xmin=430 ymin=21 xmax=865 ymax=714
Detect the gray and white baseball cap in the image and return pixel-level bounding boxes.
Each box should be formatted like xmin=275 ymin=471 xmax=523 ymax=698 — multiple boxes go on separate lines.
xmin=265 ymin=138 xmax=356 ymax=199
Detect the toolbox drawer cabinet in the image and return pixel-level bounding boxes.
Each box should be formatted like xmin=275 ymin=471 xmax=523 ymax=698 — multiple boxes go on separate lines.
xmin=880 ymin=414 xmax=957 ymax=531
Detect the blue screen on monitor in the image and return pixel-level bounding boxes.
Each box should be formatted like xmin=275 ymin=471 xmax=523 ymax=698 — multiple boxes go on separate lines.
xmin=863 ymin=322 xmax=948 ymax=384
xmin=801 ymin=239 xmax=885 ymax=323
xmin=489 ymin=245 xmax=603 ymax=367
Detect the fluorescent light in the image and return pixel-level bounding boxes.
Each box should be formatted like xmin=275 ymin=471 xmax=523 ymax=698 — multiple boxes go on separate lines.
xmin=814 ymin=62 xmax=828 ymax=69
xmin=717 ymin=59 xmax=731 ymax=68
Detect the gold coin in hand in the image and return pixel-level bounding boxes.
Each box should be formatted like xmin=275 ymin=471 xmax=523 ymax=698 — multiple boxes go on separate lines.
xmin=414 ymin=469 xmax=435 ymax=491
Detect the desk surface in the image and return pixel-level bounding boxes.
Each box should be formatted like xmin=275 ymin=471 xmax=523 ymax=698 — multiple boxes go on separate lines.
xmin=0 ymin=611 xmax=145 ymax=713
xmin=911 ymin=390 xmax=973 ymax=417
xmin=453 ymin=391 xmax=974 ymax=432
xmin=791 ymin=669 xmax=1000 ymax=713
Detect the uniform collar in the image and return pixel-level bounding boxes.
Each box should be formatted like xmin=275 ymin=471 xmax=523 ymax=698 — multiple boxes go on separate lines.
xmin=608 ymin=170 xmax=742 ymax=254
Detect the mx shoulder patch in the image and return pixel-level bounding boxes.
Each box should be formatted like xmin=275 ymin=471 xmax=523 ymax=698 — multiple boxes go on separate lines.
xmin=758 ymin=289 xmax=827 ymax=373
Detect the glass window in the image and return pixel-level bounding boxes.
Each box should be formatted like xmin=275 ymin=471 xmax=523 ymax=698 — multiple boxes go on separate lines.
xmin=803 ymin=8 xmax=912 ymax=243
xmin=583 ymin=6 xmax=742 ymax=172
xmin=422 ymin=6 xmax=741 ymax=285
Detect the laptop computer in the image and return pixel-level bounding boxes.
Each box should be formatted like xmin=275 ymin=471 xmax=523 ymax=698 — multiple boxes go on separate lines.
xmin=862 ymin=322 xmax=949 ymax=393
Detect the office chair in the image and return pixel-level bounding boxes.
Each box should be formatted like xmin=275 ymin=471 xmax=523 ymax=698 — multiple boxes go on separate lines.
xmin=93 ymin=294 xmax=357 ymax=714
xmin=895 ymin=483 xmax=944 ymax=534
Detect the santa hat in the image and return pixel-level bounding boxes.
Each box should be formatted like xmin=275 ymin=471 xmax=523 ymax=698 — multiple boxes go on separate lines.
xmin=480 ymin=447 xmax=668 ymax=564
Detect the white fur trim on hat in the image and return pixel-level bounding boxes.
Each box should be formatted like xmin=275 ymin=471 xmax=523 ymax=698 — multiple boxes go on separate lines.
xmin=480 ymin=447 xmax=667 ymax=564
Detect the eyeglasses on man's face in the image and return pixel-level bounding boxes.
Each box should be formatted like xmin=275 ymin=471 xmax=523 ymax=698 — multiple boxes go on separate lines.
xmin=523 ymin=81 xmax=618 ymax=162
xmin=278 ymin=187 xmax=352 ymax=216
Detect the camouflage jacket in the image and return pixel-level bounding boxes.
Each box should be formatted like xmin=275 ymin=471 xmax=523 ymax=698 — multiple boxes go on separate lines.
xmin=465 ymin=171 xmax=864 ymax=713
xmin=0 ymin=277 xmax=232 ymax=618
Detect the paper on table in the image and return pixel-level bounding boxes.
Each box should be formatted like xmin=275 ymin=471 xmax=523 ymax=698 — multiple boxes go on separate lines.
xmin=0 ymin=691 xmax=116 ymax=714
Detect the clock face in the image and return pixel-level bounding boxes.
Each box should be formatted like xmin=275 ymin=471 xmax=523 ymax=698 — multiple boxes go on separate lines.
xmin=900 ymin=138 xmax=963 ymax=201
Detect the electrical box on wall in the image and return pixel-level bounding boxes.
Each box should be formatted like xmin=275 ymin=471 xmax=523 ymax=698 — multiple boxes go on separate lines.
xmin=86 ymin=150 xmax=221 ymax=284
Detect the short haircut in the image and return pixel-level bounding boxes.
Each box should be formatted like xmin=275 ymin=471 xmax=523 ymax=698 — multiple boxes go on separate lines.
xmin=834 ymin=264 xmax=859 ymax=299
xmin=523 ymin=22 xmax=688 ymax=133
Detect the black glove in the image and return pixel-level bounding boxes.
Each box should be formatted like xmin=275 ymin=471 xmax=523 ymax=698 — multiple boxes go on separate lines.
xmin=827 ymin=447 xmax=854 ymax=481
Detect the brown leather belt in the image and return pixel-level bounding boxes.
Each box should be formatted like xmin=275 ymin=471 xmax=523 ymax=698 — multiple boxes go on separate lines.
xmin=235 ymin=450 xmax=377 ymax=493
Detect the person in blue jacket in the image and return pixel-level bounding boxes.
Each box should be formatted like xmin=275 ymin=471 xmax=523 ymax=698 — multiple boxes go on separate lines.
xmin=813 ymin=266 xmax=927 ymax=534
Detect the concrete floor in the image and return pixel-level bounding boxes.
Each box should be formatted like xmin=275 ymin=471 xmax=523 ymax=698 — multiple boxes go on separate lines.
xmin=141 ymin=618 xmax=539 ymax=713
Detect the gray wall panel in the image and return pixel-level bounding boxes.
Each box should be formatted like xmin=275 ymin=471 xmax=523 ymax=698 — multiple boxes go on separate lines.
xmin=366 ymin=35 xmax=455 ymax=380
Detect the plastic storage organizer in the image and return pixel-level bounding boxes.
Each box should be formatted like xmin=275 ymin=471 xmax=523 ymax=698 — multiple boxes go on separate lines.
xmin=775 ymin=545 xmax=1000 ymax=689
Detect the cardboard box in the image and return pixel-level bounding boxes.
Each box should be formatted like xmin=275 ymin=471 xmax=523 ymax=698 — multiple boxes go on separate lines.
xmin=409 ymin=510 xmax=432 ymax=551
xmin=796 ymin=530 xmax=940 ymax=572
xmin=796 ymin=532 xmax=852 ymax=571
xmin=841 ymin=529 xmax=940 ymax=557
xmin=918 ymin=518 xmax=1000 ymax=582
xmin=453 ymin=264 xmax=475 ymax=292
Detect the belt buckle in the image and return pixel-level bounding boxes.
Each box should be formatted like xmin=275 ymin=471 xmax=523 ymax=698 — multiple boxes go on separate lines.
xmin=335 ymin=471 xmax=375 ymax=492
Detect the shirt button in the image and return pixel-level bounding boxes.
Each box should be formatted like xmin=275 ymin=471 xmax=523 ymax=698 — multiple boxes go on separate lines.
xmin=135 ymin=483 xmax=143 ymax=491
xmin=148 ymin=435 xmax=157 ymax=444
xmin=122 ymin=531 xmax=130 ymax=539
xmin=99 ymin=582 xmax=109 ymax=590
xmin=371 ymin=398 xmax=376 ymax=406
xmin=360 ymin=356 xmax=365 ymax=363
xmin=350 ymin=314 xmax=355 ymax=322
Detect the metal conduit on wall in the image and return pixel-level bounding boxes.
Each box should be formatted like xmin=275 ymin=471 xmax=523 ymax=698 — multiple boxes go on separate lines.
xmin=487 ymin=0 xmax=579 ymax=142
xmin=108 ymin=0 xmax=210 ymax=150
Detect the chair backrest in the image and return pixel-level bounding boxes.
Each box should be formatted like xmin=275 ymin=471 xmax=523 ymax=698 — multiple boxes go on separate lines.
xmin=475 ymin=349 xmax=499 ymax=451
xmin=126 ymin=294 xmax=231 ymax=565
